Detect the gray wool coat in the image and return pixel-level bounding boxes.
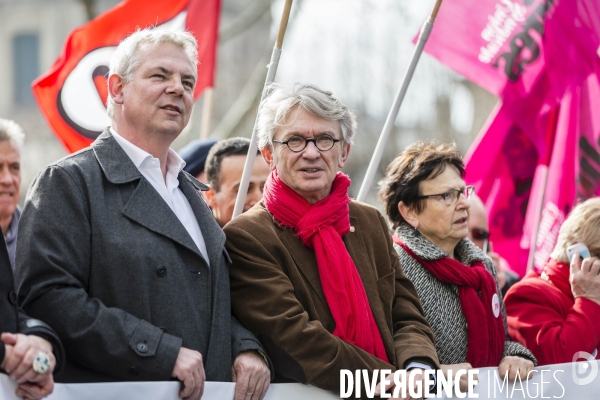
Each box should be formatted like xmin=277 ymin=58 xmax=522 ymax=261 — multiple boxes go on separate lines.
xmin=394 ymin=223 xmax=536 ymax=366
xmin=15 ymin=129 xmax=267 ymax=383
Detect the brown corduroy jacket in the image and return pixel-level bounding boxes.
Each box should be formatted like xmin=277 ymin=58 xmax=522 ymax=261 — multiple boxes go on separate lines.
xmin=225 ymin=200 xmax=440 ymax=394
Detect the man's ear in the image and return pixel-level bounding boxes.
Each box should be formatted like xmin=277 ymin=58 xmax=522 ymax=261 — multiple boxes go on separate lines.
xmin=108 ymin=74 xmax=126 ymax=105
xmin=338 ymin=142 xmax=351 ymax=168
xmin=205 ymin=187 xmax=218 ymax=208
xmin=398 ymin=201 xmax=419 ymax=229
xmin=261 ymin=147 xmax=276 ymax=171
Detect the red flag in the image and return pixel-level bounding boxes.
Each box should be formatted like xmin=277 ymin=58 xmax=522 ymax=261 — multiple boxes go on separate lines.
xmin=423 ymin=0 xmax=600 ymax=275
xmin=32 ymin=0 xmax=221 ymax=153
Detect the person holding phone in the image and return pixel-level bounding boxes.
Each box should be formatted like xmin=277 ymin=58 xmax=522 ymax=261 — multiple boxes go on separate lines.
xmin=504 ymin=197 xmax=600 ymax=365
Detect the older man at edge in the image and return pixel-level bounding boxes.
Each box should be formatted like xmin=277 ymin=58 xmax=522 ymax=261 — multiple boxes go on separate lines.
xmin=0 ymin=119 xmax=24 ymax=269
xmin=224 ymin=83 xmax=439 ymax=397
xmin=16 ymin=29 xmax=270 ymax=400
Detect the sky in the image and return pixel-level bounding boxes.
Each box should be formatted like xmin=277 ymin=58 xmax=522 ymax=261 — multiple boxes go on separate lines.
xmin=271 ymin=0 xmax=478 ymax=135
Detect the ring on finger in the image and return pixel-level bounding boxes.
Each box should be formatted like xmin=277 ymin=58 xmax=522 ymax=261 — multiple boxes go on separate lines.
xmin=32 ymin=352 xmax=51 ymax=374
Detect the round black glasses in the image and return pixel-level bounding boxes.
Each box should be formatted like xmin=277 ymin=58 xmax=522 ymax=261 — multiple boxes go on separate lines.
xmin=273 ymin=134 xmax=340 ymax=153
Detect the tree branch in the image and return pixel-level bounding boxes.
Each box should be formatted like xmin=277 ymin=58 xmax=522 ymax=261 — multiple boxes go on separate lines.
xmin=211 ymin=44 xmax=272 ymax=139
xmin=212 ymin=0 xmax=304 ymax=138
xmin=219 ymin=0 xmax=273 ymax=43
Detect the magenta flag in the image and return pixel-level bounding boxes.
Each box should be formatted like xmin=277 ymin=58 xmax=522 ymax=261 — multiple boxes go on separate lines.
xmin=463 ymin=104 xmax=545 ymax=275
xmin=425 ymin=0 xmax=600 ymax=276
xmin=425 ymin=0 xmax=600 ymax=99
xmin=466 ymin=77 xmax=600 ymax=276
xmin=423 ymin=0 xmax=548 ymax=95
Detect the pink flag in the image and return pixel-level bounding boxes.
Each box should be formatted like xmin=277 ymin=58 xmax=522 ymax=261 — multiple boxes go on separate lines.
xmin=424 ymin=0 xmax=549 ymax=96
xmin=425 ymin=0 xmax=600 ymax=275
xmin=463 ymin=105 xmax=543 ymax=275
xmin=425 ymin=0 xmax=600 ymax=100
xmin=466 ymin=76 xmax=600 ymax=276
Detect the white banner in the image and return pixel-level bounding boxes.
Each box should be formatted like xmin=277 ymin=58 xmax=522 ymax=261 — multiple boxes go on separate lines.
xmin=0 ymin=375 xmax=339 ymax=400
xmin=1 ymin=360 xmax=599 ymax=399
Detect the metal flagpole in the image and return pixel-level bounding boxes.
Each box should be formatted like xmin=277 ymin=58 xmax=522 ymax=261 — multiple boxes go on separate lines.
xmin=356 ymin=0 xmax=444 ymax=203
xmin=232 ymin=0 xmax=293 ymax=218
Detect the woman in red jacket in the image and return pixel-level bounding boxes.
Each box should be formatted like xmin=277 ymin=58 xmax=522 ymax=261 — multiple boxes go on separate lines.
xmin=504 ymin=198 xmax=600 ymax=365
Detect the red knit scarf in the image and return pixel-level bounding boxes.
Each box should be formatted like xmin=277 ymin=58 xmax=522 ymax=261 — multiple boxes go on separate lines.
xmin=542 ymin=259 xmax=572 ymax=298
xmin=263 ymin=170 xmax=389 ymax=362
xmin=393 ymin=234 xmax=505 ymax=367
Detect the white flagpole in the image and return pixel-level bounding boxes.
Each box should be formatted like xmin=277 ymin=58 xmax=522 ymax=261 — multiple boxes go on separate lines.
xmin=232 ymin=0 xmax=293 ymax=218
xmin=356 ymin=0 xmax=444 ymax=202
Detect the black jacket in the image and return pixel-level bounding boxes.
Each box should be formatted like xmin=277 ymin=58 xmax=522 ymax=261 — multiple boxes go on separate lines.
xmin=15 ymin=130 xmax=268 ymax=382
xmin=0 ymin=234 xmax=64 ymax=374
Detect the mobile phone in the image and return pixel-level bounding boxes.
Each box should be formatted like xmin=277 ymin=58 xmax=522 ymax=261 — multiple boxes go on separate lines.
xmin=566 ymin=243 xmax=591 ymax=262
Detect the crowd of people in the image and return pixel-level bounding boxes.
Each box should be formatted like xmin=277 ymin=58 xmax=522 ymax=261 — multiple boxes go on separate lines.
xmin=1 ymin=28 xmax=599 ymax=400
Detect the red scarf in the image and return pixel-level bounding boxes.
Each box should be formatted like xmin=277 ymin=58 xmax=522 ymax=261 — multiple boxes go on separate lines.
xmin=393 ymin=234 xmax=505 ymax=367
xmin=542 ymin=259 xmax=572 ymax=298
xmin=263 ymin=171 xmax=389 ymax=362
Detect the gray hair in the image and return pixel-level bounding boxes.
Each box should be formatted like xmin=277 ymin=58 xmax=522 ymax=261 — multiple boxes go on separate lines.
xmin=256 ymin=83 xmax=357 ymax=149
xmin=107 ymin=28 xmax=199 ymax=118
xmin=0 ymin=118 xmax=25 ymax=151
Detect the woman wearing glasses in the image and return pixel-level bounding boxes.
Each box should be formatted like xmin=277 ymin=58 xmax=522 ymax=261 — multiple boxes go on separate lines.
xmin=378 ymin=141 xmax=536 ymax=389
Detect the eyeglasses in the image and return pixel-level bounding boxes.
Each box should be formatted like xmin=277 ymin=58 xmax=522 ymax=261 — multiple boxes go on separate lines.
xmin=471 ymin=228 xmax=490 ymax=241
xmin=416 ymin=185 xmax=474 ymax=206
xmin=273 ymin=134 xmax=340 ymax=153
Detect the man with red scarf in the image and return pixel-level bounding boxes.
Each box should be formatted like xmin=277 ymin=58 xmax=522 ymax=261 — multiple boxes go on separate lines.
xmin=224 ymin=83 xmax=439 ymax=396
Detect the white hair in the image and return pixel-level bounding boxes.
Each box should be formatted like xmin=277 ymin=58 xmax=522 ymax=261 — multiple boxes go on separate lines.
xmin=256 ymin=83 xmax=357 ymax=149
xmin=0 ymin=118 xmax=25 ymax=151
xmin=550 ymin=197 xmax=600 ymax=263
xmin=107 ymin=28 xmax=198 ymax=118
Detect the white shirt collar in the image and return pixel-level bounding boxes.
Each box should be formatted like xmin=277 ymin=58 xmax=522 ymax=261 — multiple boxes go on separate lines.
xmin=110 ymin=127 xmax=186 ymax=177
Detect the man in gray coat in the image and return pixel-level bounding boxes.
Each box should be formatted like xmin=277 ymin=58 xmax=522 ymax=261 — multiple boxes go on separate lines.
xmin=15 ymin=29 xmax=271 ymax=400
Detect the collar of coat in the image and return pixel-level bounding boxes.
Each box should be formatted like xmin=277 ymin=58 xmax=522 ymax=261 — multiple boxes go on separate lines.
xmin=92 ymin=128 xmax=209 ymax=191
xmin=394 ymin=223 xmax=488 ymax=266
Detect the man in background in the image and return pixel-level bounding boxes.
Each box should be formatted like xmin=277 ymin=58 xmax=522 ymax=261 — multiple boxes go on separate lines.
xmin=468 ymin=194 xmax=520 ymax=295
xmin=179 ymin=138 xmax=217 ymax=183
xmin=0 ymin=119 xmax=23 ymax=269
xmin=204 ymin=137 xmax=270 ymax=227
